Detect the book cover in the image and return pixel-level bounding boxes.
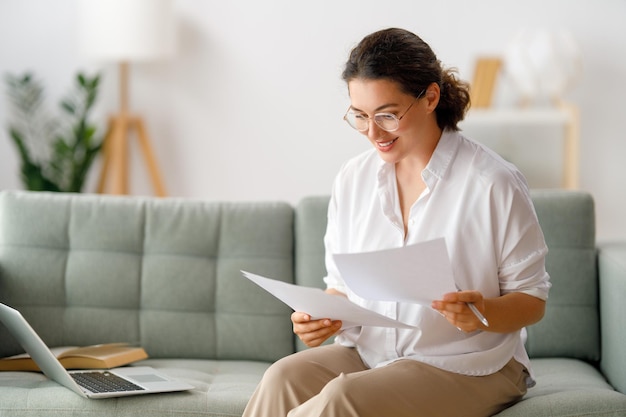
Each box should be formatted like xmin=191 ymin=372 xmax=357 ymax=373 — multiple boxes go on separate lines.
xmin=0 ymin=343 xmax=148 ymax=371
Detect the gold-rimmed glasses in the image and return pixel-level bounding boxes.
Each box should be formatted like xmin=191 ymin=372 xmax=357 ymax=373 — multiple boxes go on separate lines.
xmin=343 ymin=90 xmax=425 ymax=132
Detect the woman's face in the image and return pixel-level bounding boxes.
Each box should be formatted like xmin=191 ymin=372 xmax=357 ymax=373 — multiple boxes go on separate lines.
xmin=347 ymin=78 xmax=437 ymax=165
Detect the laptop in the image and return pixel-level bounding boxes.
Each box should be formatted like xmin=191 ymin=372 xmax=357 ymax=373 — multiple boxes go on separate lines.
xmin=0 ymin=303 xmax=194 ymax=399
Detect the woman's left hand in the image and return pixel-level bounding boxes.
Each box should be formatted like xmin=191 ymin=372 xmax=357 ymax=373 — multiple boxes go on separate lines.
xmin=431 ymin=291 xmax=487 ymax=332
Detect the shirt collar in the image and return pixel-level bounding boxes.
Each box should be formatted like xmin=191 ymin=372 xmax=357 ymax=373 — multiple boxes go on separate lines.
xmin=375 ymin=128 xmax=459 ymax=190
xmin=423 ymin=128 xmax=458 ymax=186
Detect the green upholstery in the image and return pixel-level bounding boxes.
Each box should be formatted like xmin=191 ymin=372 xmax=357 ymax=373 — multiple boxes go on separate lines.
xmin=0 ymin=189 xmax=625 ymax=417
xmin=0 ymin=191 xmax=295 ymax=362
xmin=599 ymin=242 xmax=626 ymax=394
xmin=525 ymin=190 xmax=599 ymax=360
xmin=294 ymin=196 xmax=329 ymax=290
xmin=294 ymin=191 xmax=626 ymax=416
xmin=295 ymin=191 xmax=600 ymax=358
xmin=0 ymin=359 xmax=270 ymax=417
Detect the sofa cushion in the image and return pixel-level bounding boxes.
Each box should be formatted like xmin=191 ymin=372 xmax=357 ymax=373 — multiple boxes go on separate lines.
xmin=495 ymin=358 xmax=626 ymax=416
xmin=598 ymin=243 xmax=626 ymax=393
xmin=0 ymin=359 xmax=269 ymax=417
xmin=294 ymin=191 xmax=601 ymax=362
xmin=294 ymin=196 xmax=330 ymax=290
xmin=0 ymin=191 xmax=295 ymax=362
xmin=526 ymin=190 xmax=599 ymax=361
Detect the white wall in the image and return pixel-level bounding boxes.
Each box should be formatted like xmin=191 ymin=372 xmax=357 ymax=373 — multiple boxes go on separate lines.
xmin=1 ymin=0 xmax=625 ymax=242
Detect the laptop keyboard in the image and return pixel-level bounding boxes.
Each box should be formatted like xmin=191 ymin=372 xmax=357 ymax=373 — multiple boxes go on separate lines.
xmin=71 ymin=371 xmax=145 ymax=393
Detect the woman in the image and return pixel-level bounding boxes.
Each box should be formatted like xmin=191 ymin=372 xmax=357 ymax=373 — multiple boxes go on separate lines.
xmin=243 ymin=28 xmax=550 ymax=417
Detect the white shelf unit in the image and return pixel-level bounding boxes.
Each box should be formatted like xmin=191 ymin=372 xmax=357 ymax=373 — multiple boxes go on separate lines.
xmin=459 ymin=104 xmax=579 ymax=189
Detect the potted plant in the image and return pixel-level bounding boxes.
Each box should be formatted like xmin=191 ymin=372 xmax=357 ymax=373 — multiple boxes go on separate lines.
xmin=5 ymin=72 xmax=103 ymax=192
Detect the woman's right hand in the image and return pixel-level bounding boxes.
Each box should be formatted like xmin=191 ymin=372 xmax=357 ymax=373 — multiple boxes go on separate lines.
xmin=291 ymin=312 xmax=342 ymax=347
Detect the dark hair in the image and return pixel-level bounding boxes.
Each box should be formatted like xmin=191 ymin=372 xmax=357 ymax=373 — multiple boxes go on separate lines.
xmin=342 ymin=28 xmax=470 ymax=131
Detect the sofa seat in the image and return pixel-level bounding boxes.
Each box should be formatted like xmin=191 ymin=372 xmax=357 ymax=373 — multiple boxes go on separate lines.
xmin=496 ymin=358 xmax=626 ymax=416
xmin=0 ymin=359 xmax=270 ymax=417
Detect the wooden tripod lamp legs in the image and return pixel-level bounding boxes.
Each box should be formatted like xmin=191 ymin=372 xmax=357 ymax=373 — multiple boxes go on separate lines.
xmin=97 ymin=61 xmax=167 ymax=197
xmin=134 ymin=118 xmax=167 ymax=196
xmin=97 ymin=115 xmax=167 ymax=197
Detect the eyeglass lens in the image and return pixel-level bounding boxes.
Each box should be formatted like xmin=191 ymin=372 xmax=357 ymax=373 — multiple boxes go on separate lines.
xmin=344 ymin=89 xmax=424 ymax=132
xmin=345 ymin=113 xmax=399 ymax=132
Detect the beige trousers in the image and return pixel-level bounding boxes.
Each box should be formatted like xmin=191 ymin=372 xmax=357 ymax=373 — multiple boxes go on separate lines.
xmin=242 ymin=344 xmax=528 ymax=417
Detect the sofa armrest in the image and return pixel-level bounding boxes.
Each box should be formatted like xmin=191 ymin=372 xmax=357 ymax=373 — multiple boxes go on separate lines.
xmin=598 ymin=242 xmax=626 ymax=394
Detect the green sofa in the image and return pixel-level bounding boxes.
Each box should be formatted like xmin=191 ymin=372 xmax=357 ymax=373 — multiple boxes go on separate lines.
xmin=0 ymin=190 xmax=624 ymax=416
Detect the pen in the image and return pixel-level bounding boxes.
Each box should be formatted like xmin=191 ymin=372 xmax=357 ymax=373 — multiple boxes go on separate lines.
xmin=455 ymin=285 xmax=489 ymax=327
xmin=466 ymin=302 xmax=489 ymax=327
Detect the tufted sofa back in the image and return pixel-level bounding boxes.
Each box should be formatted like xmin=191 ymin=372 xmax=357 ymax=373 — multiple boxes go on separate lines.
xmin=0 ymin=191 xmax=295 ymax=362
xmin=294 ymin=190 xmax=599 ymax=361
xmin=0 ymin=189 xmax=599 ymax=364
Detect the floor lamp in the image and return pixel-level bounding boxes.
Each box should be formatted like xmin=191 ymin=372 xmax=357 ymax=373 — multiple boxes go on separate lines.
xmin=96 ymin=63 xmax=167 ymax=196
xmin=78 ymin=0 xmax=174 ymax=196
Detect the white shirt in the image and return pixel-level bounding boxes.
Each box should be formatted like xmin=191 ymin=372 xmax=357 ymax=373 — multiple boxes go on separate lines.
xmin=323 ymin=129 xmax=551 ymax=383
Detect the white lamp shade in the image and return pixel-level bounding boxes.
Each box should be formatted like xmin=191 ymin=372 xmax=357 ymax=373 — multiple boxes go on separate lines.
xmin=77 ymin=0 xmax=175 ymax=62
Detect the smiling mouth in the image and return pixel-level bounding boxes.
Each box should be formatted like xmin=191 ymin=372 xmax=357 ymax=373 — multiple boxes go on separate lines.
xmin=377 ymin=138 xmax=398 ymax=148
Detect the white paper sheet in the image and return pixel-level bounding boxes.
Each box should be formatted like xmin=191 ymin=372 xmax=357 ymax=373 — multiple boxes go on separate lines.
xmin=332 ymin=237 xmax=457 ymax=305
xmin=241 ymin=271 xmax=415 ymax=329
